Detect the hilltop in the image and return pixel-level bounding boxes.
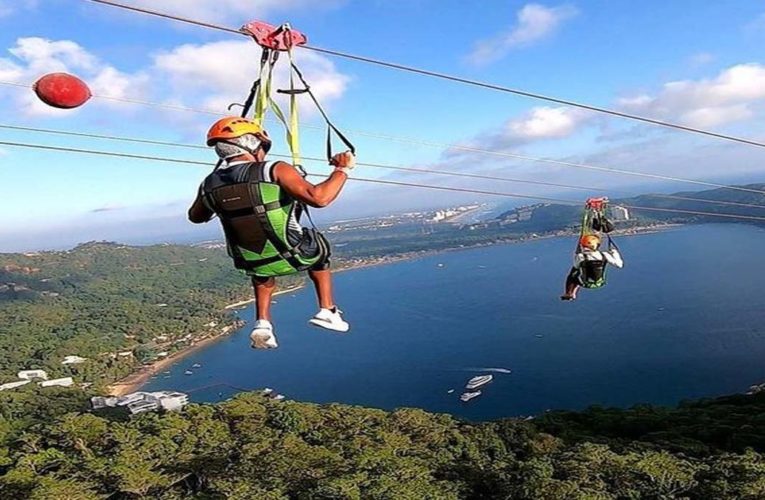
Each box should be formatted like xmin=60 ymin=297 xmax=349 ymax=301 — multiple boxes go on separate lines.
xmin=2 ymin=385 xmax=765 ymax=498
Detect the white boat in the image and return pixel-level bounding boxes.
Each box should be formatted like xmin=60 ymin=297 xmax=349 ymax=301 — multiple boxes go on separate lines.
xmin=447 ymin=389 xmax=455 ymax=394
xmin=460 ymin=391 xmax=482 ymax=402
xmin=465 ymin=374 xmax=493 ymax=390
xmin=192 ymin=363 xmax=201 ymax=368
xmin=184 ymin=370 xmax=193 ymax=375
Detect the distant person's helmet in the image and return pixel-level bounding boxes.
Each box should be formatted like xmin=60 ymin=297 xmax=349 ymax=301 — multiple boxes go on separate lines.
xmin=580 ymin=234 xmax=601 ymax=250
xmin=206 ymin=117 xmax=271 ymax=156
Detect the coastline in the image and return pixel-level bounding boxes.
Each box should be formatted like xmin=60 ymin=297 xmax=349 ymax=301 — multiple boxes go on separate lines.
xmin=333 ymin=223 xmax=680 ymax=274
xmin=104 ymin=223 xmax=676 ymax=396
xmin=106 ymin=284 xmax=305 ymax=396
xmin=106 ymin=332 xmax=234 ymax=397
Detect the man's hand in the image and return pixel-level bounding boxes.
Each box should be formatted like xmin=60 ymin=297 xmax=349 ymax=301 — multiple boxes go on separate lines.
xmin=330 ymin=151 xmax=356 ymax=172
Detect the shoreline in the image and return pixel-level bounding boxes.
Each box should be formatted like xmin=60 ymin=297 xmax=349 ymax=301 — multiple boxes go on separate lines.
xmin=105 ymin=223 xmax=676 ymax=396
xmin=333 ymin=222 xmax=680 ymax=273
xmin=106 ymin=285 xmax=305 ymax=396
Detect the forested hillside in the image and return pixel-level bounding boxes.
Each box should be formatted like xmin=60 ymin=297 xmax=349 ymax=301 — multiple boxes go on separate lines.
xmin=0 ymin=242 xmax=300 ymax=385
xmin=2 ymin=386 xmax=765 ymax=499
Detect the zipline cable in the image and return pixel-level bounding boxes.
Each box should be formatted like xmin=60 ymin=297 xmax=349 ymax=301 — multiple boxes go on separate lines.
xmin=4 ymin=79 xmax=763 ymax=198
xmin=4 ymin=123 xmax=765 ymax=211
xmin=84 ymin=0 xmax=765 ymax=150
xmin=3 ymin=138 xmax=765 ymax=222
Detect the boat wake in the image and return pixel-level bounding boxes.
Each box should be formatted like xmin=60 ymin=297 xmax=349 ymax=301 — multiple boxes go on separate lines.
xmin=463 ymin=367 xmax=512 ymax=374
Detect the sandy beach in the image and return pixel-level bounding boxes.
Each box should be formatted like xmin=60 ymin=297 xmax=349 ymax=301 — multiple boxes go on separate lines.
xmin=106 ymin=331 xmax=236 ymax=396
xmin=106 ymin=285 xmax=305 ymax=396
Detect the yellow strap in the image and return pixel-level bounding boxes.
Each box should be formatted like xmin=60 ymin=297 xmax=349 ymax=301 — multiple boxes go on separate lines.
xmin=286 ymin=45 xmax=300 ymax=166
xmin=251 ymin=44 xmax=301 ymax=166
xmin=253 ymin=55 xmax=274 ymax=127
xmin=268 ymin=94 xmax=293 ymax=157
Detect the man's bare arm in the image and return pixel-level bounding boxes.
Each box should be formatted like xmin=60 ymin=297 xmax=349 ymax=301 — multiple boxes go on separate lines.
xmin=274 ymin=162 xmax=348 ymax=208
xmin=188 ymin=189 xmax=214 ymax=223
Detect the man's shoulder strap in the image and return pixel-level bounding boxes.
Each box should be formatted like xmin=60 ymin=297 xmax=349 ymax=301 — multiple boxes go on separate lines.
xmin=246 ymin=160 xmax=287 ymax=184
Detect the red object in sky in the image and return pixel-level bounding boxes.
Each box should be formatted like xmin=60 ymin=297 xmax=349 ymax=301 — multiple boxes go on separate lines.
xmin=33 ymin=73 xmax=92 ymax=109
xmin=241 ymin=21 xmax=307 ymax=51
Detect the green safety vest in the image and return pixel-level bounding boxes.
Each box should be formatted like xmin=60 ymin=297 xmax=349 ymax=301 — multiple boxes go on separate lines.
xmin=202 ymin=161 xmax=326 ymax=277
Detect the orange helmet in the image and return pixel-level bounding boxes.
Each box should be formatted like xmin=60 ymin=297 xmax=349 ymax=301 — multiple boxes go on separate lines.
xmin=579 ymin=234 xmax=601 ymax=249
xmin=206 ymin=117 xmax=270 ymax=151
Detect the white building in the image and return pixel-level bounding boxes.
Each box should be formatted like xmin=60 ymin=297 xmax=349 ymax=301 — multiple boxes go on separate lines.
xmin=155 ymin=391 xmax=189 ymax=411
xmin=18 ymin=370 xmax=48 ymax=381
xmin=40 ymin=377 xmax=74 ymax=388
xmin=0 ymin=380 xmax=31 ymax=391
xmin=611 ymin=205 xmax=630 ymax=221
xmin=62 ymin=355 xmax=88 ymax=365
xmin=127 ymin=400 xmax=160 ymax=414
xmin=91 ymin=390 xmax=189 ymax=415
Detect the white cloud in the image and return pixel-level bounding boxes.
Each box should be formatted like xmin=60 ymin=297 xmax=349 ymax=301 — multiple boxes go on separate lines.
xmin=505 ymin=106 xmax=588 ymax=140
xmin=619 ymin=63 xmax=765 ymax=128
xmin=444 ymin=106 xmax=591 ymax=159
xmin=125 ymin=0 xmax=345 ymax=25
xmin=467 ymin=3 xmax=577 ymax=66
xmin=152 ymin=39 xmax=350 ymax=117
xmin=0 ymin=37 xmax=148 ymax=117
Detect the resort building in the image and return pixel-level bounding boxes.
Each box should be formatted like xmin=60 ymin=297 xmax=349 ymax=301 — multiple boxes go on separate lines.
xmin=62 ymin=355 xmax=88 ymax=365
xmin=40 ymin=377 xmax=74 ymax=388
xmin=18 ymin=370 xmax=48 ymax=380
xmin=91 ymin=391 xmax=189 ymax=415
xmin=0 ymin=380 xmax=31 ymax=391
xmin=611 ymin=205 xmax=630 ymax=221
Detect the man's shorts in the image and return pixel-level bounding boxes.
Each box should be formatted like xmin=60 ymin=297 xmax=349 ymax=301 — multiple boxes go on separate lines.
xmin=297 ymin=228 xmax=331 ymax=271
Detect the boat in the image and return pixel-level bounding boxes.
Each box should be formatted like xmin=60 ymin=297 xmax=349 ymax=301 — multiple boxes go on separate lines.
xmin=465 ymin=374 xmax=493 ymax=390
xmin=460 ymin=391 xmax=482 ymax=402
xmin=447 ymin=389 xmax=455 ymax=394
xmin=192 ymin=363 xmax=201 ymax=368
xmin=184 ymin=370 xmax=193 ymax=375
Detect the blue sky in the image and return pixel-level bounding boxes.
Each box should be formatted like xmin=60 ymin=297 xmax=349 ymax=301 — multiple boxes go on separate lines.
xmin=1 ymin=0 xmax=765 ymax=250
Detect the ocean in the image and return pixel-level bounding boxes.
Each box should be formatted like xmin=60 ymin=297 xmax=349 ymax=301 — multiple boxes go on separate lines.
xmin=142 ymin=224 xmax=765 ymax=421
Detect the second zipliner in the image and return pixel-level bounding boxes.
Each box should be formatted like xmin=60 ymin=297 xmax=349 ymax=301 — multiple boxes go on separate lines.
xmin=561 ymin=197 xmax=624 ymax=301
xmin=188 ymin=22 xmax=356 ymax=349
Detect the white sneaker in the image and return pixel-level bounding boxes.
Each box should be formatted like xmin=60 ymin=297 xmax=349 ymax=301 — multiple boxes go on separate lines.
xmin=250 ymin=319 xmax=278 ymax=349
xmin=308 ymin=307 xmax=350 ymax=333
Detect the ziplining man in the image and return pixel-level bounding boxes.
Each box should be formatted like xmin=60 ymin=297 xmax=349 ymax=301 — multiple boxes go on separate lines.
xmin=188 ymin=117 xmax=355 ymax=349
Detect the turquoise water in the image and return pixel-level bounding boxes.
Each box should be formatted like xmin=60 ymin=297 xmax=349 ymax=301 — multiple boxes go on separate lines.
xmin=143 ymin=224 xmax=765 ymax=421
